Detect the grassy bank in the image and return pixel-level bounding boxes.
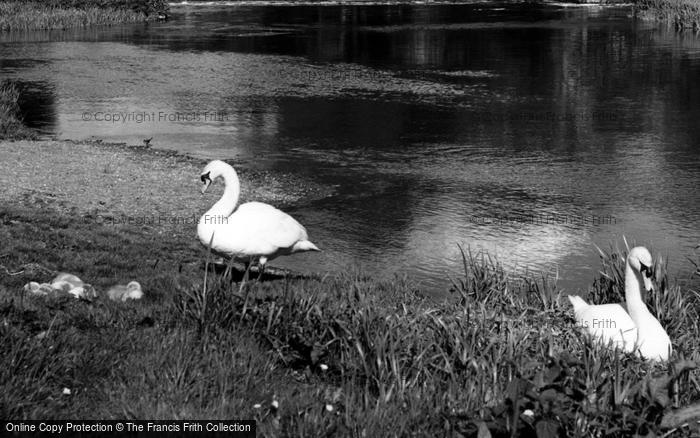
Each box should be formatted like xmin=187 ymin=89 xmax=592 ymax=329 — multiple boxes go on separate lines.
xmin=1 ymin=142 xmax=700 ymax=434
xmin=0 ymin=81 xmax=36 ymax=141
xmin=1 ymin=204 xmax=700 ymax=436
xmin=635 ymin=0 xmax=700 ymax=29
xmin=0 ymin=0 xmax=168 ymax=32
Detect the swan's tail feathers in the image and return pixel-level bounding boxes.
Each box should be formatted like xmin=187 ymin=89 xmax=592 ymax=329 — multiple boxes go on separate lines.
xmin=567 ymin=295 xmax=589 ymax=313
xmin=295 ymin=240 xmax=320 ymax=252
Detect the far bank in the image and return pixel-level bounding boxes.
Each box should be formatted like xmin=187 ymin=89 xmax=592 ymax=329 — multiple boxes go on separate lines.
xmin=635 ymin=0 xmax=700 ymax=29
xmin=0 ymin=0 xmax=168 ymax=32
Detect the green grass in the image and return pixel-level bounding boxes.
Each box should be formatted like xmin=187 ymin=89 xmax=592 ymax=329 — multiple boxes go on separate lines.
xmin=0 ymin=81 xmax=36 ymax=141
xmin=635 ymin=0 xmax=700 ymax=29
xmin=0 ymin=0 xmax=168 ymax=32
xmin=1 ymin=202 xmax=700 ymax=436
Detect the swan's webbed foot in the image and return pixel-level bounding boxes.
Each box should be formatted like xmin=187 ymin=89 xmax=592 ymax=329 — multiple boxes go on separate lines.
xmin=257 ymin=256 xmax=268 ymax=282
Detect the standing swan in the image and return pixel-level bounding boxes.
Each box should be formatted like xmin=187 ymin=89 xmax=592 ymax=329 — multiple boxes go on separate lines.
xmin=197 ymin=160 xmax=319 ymax=285
xmin=569 ymin=246 xmax=672 ymax=361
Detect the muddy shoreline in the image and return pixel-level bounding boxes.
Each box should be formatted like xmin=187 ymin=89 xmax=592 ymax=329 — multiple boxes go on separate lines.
xmin=0 ymin=138 xmax=333 ymax=241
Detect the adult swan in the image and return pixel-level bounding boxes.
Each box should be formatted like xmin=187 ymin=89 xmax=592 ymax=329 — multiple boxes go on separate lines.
xmin=197 ymin=160 xmax=319 ymax=283
xmin=568 ymin=246 xmax=672 ymax=361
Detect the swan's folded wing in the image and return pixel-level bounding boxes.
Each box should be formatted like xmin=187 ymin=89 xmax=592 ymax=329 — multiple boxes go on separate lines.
xmin=234 ymin=202 xmax=310 ymax=250
xmin=206 ymin=225 xmax=266 ymax=257
xmin=575 ymin=303 xmax=637 ymax=351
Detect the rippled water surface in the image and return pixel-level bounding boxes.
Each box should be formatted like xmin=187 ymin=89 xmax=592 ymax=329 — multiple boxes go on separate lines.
xmin=2 ymin=2 xmax=699 ymax=294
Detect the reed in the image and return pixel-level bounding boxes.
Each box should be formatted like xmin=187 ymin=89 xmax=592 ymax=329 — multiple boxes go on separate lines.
xmin=0 ymin=80 xmax=35 ymax=140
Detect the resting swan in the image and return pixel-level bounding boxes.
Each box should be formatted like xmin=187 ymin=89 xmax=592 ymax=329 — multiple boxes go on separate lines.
xmin=24 ymin=282 xmax=55 ymax=295
xmin=23 ymin=273 xmax=96 ymax=299
xmin=197 ymin=160 xmax=319 ymax=281
xmin=569 ymin=246 xmax=672 ymax=361
xmin=50 ymin=272 xmax=97 ymax=299
xmin=107 ymin=281 xmax=143 ymax=302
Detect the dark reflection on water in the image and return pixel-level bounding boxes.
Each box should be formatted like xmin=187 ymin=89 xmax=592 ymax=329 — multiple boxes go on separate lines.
xmin=13 ymin=80 xmax=57 ymax=133
xmin=1 ymin=2 xmax=699 ymax=295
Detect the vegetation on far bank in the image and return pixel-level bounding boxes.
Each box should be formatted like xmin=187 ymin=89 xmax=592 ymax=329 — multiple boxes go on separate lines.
xmin=634 ymin=0 xmax=700 ymax=29
xmin=0 ymin=0 xmax=169 ymax=32
xmin=0 ymin=81 xmax=36 ymax=141
xmin=1 ymin=194 xmax=700 ymax=435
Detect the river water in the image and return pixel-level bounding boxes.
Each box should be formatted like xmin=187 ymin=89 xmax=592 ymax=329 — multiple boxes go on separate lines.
xmin=1 ymin=1 xmax=699 ymax=295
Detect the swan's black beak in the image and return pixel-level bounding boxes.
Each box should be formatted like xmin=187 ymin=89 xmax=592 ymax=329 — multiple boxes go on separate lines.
xmin=640 ymin=262 xmax=654 ymax=292
xmin=201 ymin=181 xmax=211 ymax=194
xmin=200 ymin=172 xmax=212 ymax=194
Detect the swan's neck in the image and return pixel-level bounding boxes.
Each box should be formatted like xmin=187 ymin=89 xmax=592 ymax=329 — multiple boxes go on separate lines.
xmin=625 ymin=262 xmax=651 ymax=325
xmin=205 ymin=168 xmax=240 ymax=219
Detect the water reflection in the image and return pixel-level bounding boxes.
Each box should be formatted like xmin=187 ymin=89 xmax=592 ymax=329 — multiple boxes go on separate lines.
xmin=10 ymin=80 xmax=57 ymax=133
xmin=1 ymin=3 xmax=699 ymax=294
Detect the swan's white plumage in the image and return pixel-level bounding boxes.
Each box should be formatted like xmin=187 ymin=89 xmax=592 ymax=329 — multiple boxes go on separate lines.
xmin=51 ymin=273 xmax=84 ymax=291
xmin=623 ymin=247 xmax=672 ymax=361
xmin=107 ymin=281 xmax=143 ymax=302
xmin=24 ymin=273 xmax=96 ymax=299
xmin=569 ymin=246 xmax=672 ymax=361
xmin=51 ymin=273 xmax=96 ymax=299
xmin=208 ymin=202 xmax=312 ymax=257
xmin=635 ymin=309 xmax=672 ymax=361
xmin=197 ymin=160 xmax=319 ymax=266
xmin=24 ymin=281 xmax=54 ymax=295
xmin=568 ymin=295 xmax=637 ymax=352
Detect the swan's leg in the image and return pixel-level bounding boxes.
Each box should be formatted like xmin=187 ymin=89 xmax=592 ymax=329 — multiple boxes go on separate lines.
xmin=238 ymin=258 xmax=256 ymax=324
xmin=223 ymin=257 xmax=236 ymax=283
xmin=238 ymin=260 xmax=252 ymax=295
